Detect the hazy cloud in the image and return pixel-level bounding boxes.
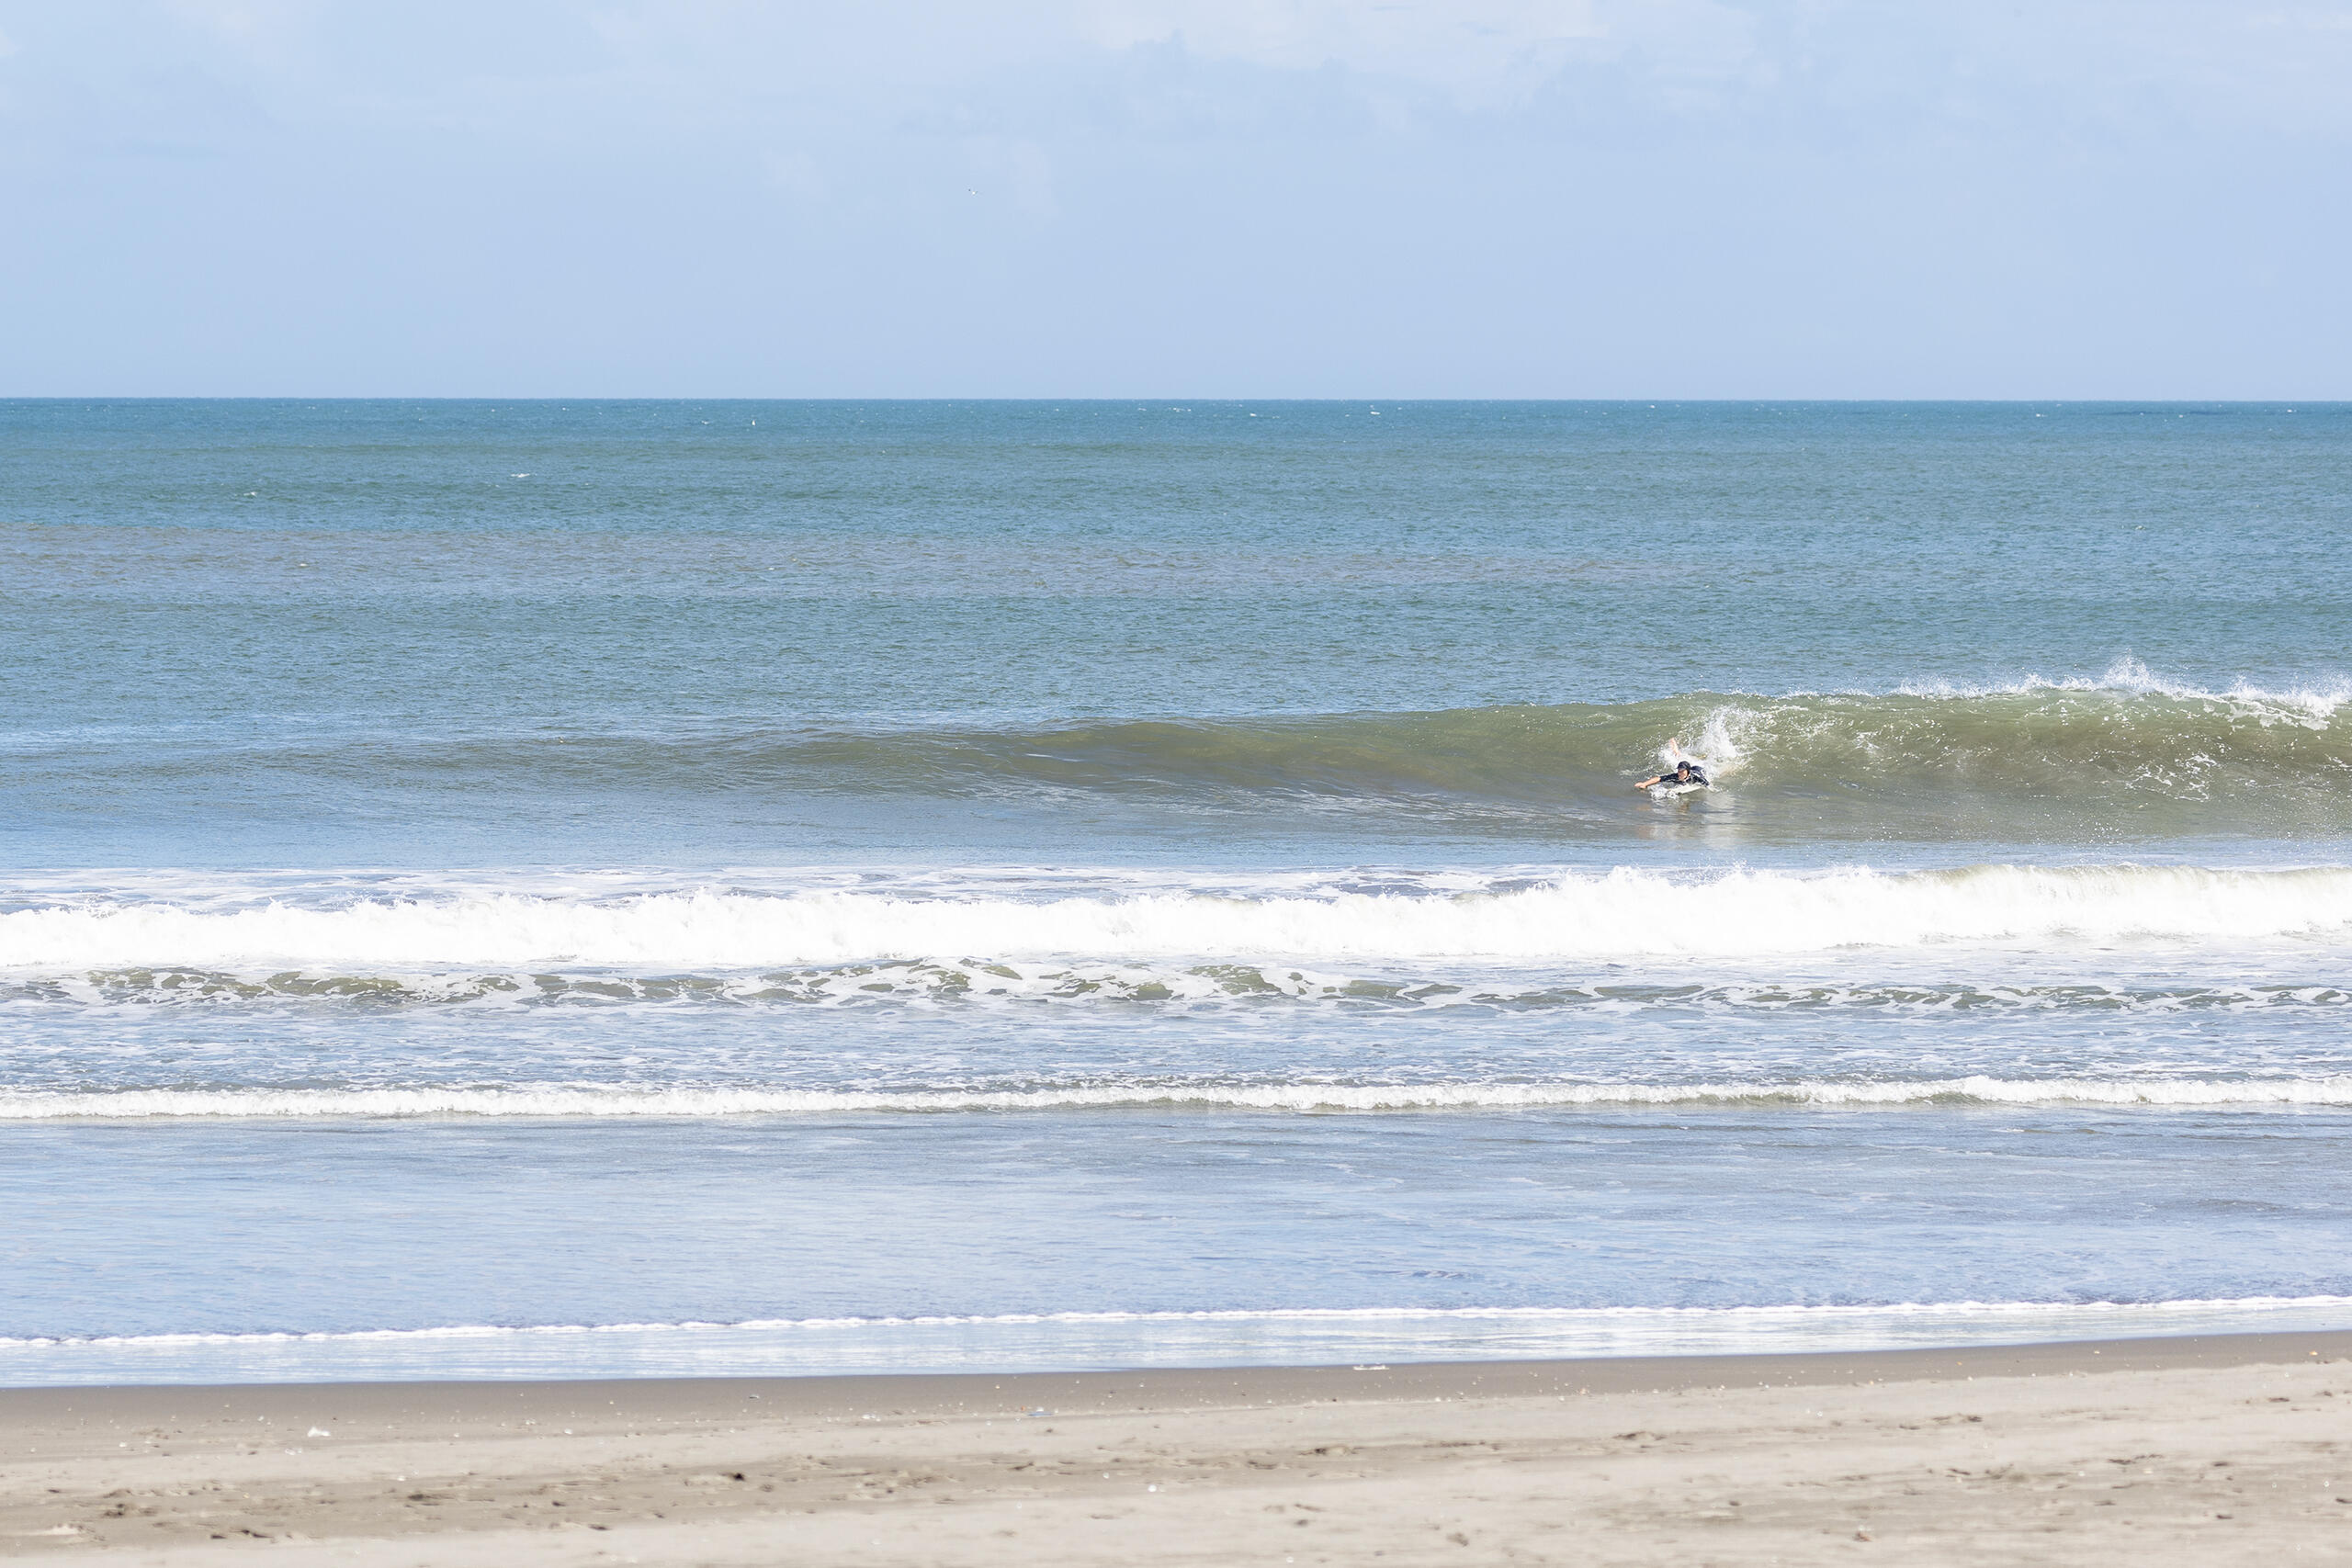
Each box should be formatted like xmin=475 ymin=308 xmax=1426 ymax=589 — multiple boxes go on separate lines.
xmin=1 ymin=0 xmax=2346 ymax=395
xmin=1076 ymin=0 xmax=1611 ymax=102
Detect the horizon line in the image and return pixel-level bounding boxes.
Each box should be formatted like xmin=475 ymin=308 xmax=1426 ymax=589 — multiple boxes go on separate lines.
xmin=2 ymin=395 xmax=2345 ymax=406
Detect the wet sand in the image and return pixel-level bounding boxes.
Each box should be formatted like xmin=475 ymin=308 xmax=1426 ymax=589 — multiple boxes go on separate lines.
xmin=6 ymin=1331 xmax=2352 ymax=1564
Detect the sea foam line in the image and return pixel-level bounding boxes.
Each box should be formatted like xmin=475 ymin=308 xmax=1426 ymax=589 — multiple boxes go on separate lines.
xmin=5 ymin=863 xmax=2351 ymax=969
xmin=8 ymin=1294 xmax=2350 ymax=1351
xmin=9 ymin=1076 xmax=2352 ymax=1121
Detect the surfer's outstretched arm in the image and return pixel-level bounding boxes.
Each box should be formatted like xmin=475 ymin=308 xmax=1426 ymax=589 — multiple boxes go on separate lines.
xmin=1639 ymin=739 xmax=1693 ymax=788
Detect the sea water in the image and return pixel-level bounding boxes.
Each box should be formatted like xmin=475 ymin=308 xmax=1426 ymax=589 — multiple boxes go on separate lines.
xmin=3 ymin=400 xmax=2349 ymax=1385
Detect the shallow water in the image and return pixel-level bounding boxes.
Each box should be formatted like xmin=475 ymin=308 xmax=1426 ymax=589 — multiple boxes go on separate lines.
xmin=4 ymin=400 xmax=2349 ymax=1383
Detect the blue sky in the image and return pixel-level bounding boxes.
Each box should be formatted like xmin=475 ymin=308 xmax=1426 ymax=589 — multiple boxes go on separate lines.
xmin=3 ymin=1 xmax=2347 ymax=396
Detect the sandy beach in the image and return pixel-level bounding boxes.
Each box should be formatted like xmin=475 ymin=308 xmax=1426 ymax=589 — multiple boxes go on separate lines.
xmin=5 ymin=1331 xmax=2349 ymax=1565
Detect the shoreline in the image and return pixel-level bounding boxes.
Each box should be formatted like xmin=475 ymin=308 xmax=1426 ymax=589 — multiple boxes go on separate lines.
xmin=7 ymin=1328 xmax=2351 ymax=1562
xmin=10 ymin=1325 xmax=2352 ymax=1418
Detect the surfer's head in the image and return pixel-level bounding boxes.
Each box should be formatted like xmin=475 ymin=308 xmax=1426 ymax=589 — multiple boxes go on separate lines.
xmin=1673 ymin=760 xmax=1693 ymax=776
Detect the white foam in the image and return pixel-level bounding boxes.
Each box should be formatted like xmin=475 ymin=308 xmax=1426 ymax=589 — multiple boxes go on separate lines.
xmin=6 ymin=1075 xmax=2351 ymax=1121
xmin=7 ymin=1292 xmax=2348 ymax=1351
xmin=4 ymin=863 xmax=2348 ymax=970
xmin=1892 ymin=657 xmax=2351 ymax=720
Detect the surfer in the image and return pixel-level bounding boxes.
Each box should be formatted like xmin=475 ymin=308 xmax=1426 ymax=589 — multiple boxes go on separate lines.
xmin=1635 ymin=742 xmax=1710 ymax=790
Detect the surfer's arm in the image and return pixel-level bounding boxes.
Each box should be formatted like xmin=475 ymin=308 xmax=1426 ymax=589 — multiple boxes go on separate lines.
xmin=1634 ymin=774 xmax=1665 ymax=789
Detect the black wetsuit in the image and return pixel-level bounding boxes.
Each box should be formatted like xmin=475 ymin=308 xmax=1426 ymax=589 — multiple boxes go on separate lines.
xmin=1668 ymin=765 xmax=1708 ymax=786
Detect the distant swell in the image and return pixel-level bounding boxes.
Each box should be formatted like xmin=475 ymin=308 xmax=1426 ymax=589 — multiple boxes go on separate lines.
xmin=5 ymin=863 xmax=2350 ymax=972
xmin=8 ymin=1076 xmax=2352 ymax=1120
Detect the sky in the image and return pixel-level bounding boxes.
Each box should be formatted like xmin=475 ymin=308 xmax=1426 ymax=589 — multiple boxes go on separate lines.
xmin=2 ymin=1 xmax=2348 ymax=397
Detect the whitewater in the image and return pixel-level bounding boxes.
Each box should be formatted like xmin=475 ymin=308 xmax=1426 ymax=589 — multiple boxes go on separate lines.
xmin=13 ymin=1074 xmax=2352 ymax=1122
xmin=6 ymin=398 xmax=2351 ymax=1386
xmin=8 ymin=863 xmax=2351 ymax=972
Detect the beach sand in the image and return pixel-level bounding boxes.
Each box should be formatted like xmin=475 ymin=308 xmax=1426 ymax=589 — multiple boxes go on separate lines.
xmin=6 ymin=1332 xmax=2351 ymax=1565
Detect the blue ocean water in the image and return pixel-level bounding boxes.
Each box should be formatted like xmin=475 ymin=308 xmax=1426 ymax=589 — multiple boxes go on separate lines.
xmin=3 ymin=400 xmax=2350 ymax=1384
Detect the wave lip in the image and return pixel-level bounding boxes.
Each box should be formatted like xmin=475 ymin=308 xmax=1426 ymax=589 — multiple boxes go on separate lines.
xmin=4 ymin=863 xmax=2350 ymax=972
xmin=8 ymin=1075 xmax=2352 ymax=1121
xmin=1893 ymin=656 xmax=2350 ymax=715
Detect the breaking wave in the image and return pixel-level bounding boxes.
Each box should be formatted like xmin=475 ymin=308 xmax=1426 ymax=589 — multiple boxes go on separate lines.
xmin=460 ymin=660 xmax=2352 ymax=839
xmin=787 ymin=660 xmax=2352 ymax=818
xmin=15 ymin=967 xmax=2352 ymax=1012
xmin=5 ymin=863 xmax=2349 ymax=973
xmin=15 ymin=662 xmax=2346 ymax=842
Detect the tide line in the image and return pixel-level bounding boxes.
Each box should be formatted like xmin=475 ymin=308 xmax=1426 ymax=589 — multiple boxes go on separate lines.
xmin=8 ymin=1076 xmax=2352 ymax=1120
xmin=11 ymin=1295 xmax=2352 ymax=1351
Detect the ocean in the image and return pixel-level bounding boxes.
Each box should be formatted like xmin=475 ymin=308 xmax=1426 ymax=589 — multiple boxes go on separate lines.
xmin=4 ymin=398 xmax=2350 ymax=1386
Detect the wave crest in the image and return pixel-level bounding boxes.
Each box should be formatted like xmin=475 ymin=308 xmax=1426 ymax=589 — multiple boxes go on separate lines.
xmin=12 ymin=663 xmax=2346 ymax=844
xmin=768 ymin=665 xmax=2352 ymax=827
